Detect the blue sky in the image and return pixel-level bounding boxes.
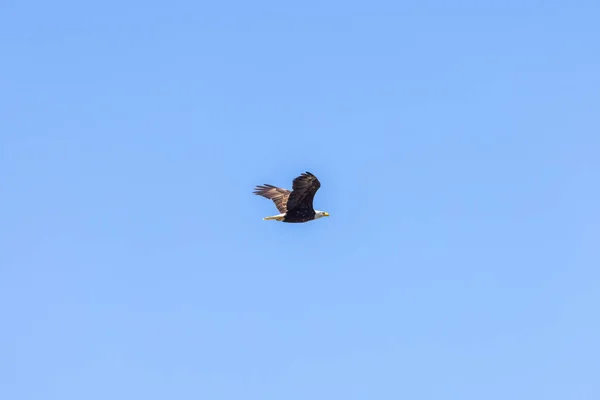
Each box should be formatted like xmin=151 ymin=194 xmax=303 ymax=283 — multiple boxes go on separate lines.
xmin=1 ymin=1 xmax=599 ymax=399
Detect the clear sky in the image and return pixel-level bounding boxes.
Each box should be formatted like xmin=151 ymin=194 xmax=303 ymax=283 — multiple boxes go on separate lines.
xmin=1 ymin=1 xmax=599 ymax=399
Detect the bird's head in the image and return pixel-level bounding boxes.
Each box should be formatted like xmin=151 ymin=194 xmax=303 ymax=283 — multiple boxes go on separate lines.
xmin=315 ymin=210 xmax=330 ymax=219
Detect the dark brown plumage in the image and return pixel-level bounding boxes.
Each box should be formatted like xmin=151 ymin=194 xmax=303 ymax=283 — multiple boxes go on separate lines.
xmin=253 ymin=171 xmax=328 ymax=223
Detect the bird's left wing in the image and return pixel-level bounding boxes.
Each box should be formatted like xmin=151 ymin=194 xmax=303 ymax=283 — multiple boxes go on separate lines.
xmin=285 ymin=172 xmax=321 ymax=212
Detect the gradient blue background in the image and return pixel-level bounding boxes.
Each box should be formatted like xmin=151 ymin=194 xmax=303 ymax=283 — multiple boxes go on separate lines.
xmin=2 ymin=1 xmax=599 ymax=399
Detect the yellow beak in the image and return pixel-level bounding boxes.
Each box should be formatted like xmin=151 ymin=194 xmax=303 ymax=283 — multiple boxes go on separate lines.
xmin=323 ymin=212 xmax=329 ymax=217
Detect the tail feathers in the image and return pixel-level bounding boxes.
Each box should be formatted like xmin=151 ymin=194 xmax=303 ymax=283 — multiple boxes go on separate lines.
xmin=264 ymin=214 xmax=285 ymax=221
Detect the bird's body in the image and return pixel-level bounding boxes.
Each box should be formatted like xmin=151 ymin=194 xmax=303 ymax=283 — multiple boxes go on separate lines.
xmin=253 ymin=171 xmax=329 ymax=223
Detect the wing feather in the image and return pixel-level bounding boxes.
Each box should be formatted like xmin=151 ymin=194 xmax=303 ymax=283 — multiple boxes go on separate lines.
xmin=285 ymin=172 xmax=321 ymax=212
xmin=253 ymin=184 xmax=290 ymax=213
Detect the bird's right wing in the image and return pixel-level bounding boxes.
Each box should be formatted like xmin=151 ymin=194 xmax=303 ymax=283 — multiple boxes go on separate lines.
xmin=253 ymin=184 xmax=291 ymax=213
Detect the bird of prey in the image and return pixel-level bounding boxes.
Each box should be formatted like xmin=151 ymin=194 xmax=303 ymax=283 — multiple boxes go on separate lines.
xmin=253 ymin=171 xmax=329 ymax=223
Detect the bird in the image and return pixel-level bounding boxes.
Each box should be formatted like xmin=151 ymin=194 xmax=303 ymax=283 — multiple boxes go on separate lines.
xmin=253 ymin=171 xmax=330 ymax=223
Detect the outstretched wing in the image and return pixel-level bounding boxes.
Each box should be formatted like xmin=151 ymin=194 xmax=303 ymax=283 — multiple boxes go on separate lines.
xmin=285 ymin=172 xmax=321 ymax=213
xmin=253 ymin=184 xmax=291 ymax=213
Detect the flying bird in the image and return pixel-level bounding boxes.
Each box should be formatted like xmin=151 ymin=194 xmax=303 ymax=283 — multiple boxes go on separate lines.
xmin=253 ymin=171 xmax=330 ymax=223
